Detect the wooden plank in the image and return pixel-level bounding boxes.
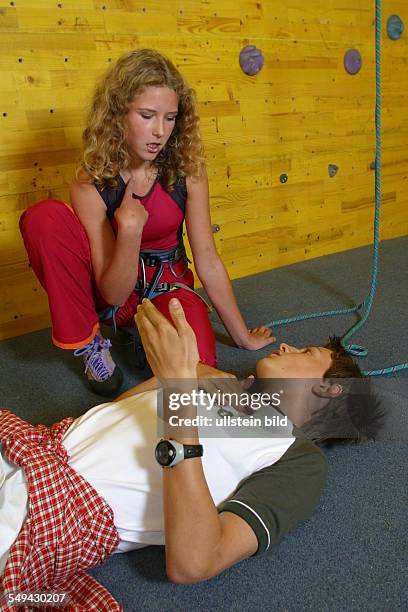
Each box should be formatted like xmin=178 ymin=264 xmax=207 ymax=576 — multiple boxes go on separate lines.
xmin=0 ymin=0 xmax=407 ymax=340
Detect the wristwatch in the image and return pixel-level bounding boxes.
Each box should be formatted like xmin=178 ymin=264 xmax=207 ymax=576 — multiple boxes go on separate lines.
xmin=155 ymin=439 xmax=203 ymax=468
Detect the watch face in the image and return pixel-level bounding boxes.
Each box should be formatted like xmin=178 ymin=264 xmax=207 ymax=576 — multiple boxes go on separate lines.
xmin=155 ymin=441 xmax=176 ymax=466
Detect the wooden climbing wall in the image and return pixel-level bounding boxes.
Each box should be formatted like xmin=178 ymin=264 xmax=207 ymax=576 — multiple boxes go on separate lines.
xmin=1 ymin=0 xmax=407 ymax=340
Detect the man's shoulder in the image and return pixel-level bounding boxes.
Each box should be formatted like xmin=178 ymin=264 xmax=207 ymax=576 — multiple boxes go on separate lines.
xmin=218 ymin=435 xmax=327 ymax=554
xmin=284 ymin=431 xmax=327 ymax=464
xmin=248 ymin=434 xmax=327 ymax=485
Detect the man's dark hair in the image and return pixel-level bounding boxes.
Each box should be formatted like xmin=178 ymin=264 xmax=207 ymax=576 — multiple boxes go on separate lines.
xmin=302 ymin=336 xmax=385 ymax=446
xmin=323 ymin=335 xmax=363 ymax=379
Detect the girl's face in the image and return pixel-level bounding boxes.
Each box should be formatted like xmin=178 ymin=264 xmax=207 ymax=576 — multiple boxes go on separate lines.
xmin=124 ymin=86 xmax=179 ymax=165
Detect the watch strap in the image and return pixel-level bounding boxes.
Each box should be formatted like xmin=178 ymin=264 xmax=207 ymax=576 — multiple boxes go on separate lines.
xmin=182 ymin=443 xmax=203 ymax=459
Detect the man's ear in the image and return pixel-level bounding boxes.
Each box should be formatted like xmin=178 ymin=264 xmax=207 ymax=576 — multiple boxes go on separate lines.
xmin=311 ymin=380 xmax=343 ymax=398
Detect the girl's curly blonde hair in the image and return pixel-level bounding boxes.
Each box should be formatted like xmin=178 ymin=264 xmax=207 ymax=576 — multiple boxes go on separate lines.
xmin=78 ymin=49 xmax=204 ymax=191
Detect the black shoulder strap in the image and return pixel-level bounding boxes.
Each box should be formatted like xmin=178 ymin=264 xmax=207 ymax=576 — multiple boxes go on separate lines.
xmin=95 ymin=178 xmax=126 ymax=221
xmin=96 ymin=175 xmax=187 ymax=220
xmin=158 ymin=175 xmax=187 ymax=216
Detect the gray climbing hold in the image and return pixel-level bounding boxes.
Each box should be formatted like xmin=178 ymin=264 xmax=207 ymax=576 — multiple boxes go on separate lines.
xmin=370 ymin=161 xmax=376 ymax=170
xmin=280 ymin=174 xmax=288 ymax=184
xmin=239 ymin=45 xmax=264 ymax=76
xmin=328 ymin=164 xmax=339 ymax=177
xmin=212 ymin=224 xmax=220 ymax=233
xmin=344 ymin=49 xmax=362 ymax=75
xmin=387 ymin=15 xmax=404 ymax=40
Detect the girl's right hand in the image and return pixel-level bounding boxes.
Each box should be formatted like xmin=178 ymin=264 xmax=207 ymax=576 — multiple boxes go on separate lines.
xmin=114 ymin=177 xmax=149 ymax=232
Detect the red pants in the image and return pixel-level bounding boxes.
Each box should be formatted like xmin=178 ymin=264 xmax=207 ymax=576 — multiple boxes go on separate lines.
xmin=20 ymin=200 xmax=217 ymax=366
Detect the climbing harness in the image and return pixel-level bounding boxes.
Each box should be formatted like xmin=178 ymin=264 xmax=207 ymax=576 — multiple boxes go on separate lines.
xmin=99 ymin=243 xmax=213 ymax=369
xmin=136 ymin=245 xmax=213 ymax=310
xmin=137 ymin=245 xmax=190 ymax=299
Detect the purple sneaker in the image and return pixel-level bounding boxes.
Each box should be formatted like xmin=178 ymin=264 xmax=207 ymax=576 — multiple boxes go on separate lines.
xmin=74 ymin=333 xmax=123 ymax=396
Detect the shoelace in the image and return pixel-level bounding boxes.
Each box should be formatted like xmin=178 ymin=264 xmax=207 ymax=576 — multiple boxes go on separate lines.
xmin=74 ymin=336 xmax=113 ymax=381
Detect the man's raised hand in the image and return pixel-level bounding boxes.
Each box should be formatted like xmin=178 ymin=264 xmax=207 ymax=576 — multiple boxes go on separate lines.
xmin=135 ymin=298 xmax=199 ymax=380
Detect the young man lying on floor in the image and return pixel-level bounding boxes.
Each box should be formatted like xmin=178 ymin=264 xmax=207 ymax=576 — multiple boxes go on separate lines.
xmin=0 ymin=299 xmax=381 ymax=611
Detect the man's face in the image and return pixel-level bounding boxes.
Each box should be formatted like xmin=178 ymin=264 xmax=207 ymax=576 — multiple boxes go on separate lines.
xmin=256 ymin=343 xmax=333 ymax=379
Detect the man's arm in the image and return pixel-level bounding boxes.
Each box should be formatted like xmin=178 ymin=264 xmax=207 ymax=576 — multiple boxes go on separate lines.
xmin=135 ymin=298 xmax=258 ymax=583
xmin=115 ymin=363 xmax=242 ymax=402
xmin=115 ymin=376 xmax=159 ymax=400
xmin=162 ymin=455 xmax=258 ymax=583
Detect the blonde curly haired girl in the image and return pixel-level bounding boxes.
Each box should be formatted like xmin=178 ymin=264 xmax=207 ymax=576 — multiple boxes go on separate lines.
xmin=20 ymin=48 xmax=275 ymax=395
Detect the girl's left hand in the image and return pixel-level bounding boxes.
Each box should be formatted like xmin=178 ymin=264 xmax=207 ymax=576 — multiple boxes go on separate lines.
xmin=240 ymin=326 xmax=276 ymax=350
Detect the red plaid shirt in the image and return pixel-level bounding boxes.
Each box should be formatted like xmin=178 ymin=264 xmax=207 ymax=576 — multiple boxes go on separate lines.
xmin=0 ymin=410 xmax=122 ymax=611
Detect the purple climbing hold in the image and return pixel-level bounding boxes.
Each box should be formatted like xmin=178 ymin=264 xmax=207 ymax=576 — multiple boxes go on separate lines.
xmin=239 ymin=45 xmax=264 ymax=76
xmin=344 ymin=49 xmax=362 ymax=75
xmin=328 ymin=164 xmax=339 ymax=177
xmin=387 ymin=15 xmax=404 ymax=40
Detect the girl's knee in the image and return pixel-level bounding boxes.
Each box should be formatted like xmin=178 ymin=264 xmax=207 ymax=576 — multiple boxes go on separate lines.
xmin=20 ymin=199 xmax=79 ymax=244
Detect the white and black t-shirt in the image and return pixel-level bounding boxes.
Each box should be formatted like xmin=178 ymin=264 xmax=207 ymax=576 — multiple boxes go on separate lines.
xmin=0 ymin=391 xmax=326 ymax=570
